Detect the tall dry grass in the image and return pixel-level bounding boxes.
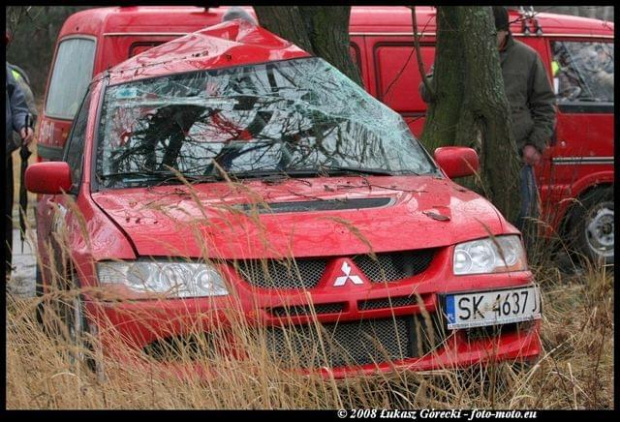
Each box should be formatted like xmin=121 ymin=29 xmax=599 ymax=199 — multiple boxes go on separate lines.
xmin=6 ymin=259 xmax=613 ymax=410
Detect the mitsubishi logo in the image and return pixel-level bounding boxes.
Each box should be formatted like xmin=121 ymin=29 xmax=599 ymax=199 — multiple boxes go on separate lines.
xmin=334 ymin=261 xmax=364 ymax=287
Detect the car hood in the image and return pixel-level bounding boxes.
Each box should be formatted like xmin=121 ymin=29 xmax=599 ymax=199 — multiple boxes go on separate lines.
xmin=91 ymin=175 xmax=510 ymax=259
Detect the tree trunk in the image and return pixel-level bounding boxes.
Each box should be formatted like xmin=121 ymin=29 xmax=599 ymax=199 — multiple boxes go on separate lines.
xmin=421 ymin=8 xmax=464 ymax=151
xmin=254 ymin=6 xmax=315 ymax=54
xmin=255 ymin=6 xmax=362 ymax=86
xmin=421 ymin=6 xmax=522 ymax=224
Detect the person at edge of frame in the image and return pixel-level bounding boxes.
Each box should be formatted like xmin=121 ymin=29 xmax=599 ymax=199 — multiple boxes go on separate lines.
xmin=5 ymin=30 xmax=35 ymax=278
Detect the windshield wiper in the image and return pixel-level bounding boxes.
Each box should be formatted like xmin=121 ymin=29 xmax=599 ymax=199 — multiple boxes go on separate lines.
xmin=97 ymin=171 xmax=225 ymax=186
xmin=98 ymin=171 xmax=177 ymax=181
xmin=226 ymin=169 xmax=321 ymax=181
xmin=318 ymin=166 xmax=401 ymax=177
xmin=213 ymin=167 xmax=412 ymax=183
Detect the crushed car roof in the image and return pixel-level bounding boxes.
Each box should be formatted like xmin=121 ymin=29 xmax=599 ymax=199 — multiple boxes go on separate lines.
xmin=102 ymin=19 xmax=310 ymax=86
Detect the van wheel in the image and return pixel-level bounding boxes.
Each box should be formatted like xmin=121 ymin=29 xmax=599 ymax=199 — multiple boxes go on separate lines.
xmin=568 ymin=187 xmax=614 ymax=266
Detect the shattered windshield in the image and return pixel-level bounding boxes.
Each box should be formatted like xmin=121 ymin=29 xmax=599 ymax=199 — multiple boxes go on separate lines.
xmin=96 ymin=57 xmax=436 ymax=188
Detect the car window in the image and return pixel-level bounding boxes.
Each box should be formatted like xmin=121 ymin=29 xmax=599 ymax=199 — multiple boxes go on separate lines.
xmin=96 ymin=57 xmax=436 ymax=189
xmin=64 ymin=90 xmax=92 ymax=190
xmin=552 ymin=41 xmax=614 ymax=104
xmin=45 ymin=38 xmax=96 ymax=120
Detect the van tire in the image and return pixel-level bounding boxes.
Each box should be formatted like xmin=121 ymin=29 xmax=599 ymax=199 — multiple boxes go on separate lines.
xmin=567 ymin=187 xmax=614 ymax=267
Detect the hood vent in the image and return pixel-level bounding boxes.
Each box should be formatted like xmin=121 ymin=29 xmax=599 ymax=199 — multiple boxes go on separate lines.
xmin=236 ymin=197 xmax=394 ymax=214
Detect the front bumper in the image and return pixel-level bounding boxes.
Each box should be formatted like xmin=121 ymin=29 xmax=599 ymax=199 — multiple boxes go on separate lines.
xmin=86 ymin=272 xmax=541 ymax=379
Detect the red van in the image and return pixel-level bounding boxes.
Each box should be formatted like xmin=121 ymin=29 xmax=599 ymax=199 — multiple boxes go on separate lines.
xmin=349 ymin=7 xmax=614 ymax=265
xmin=35 ymin=6 xmax=614 ymax=265
xmin=27 ymin=18 xmax=541 ymax=377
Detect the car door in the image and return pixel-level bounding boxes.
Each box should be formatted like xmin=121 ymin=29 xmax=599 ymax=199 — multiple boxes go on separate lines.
xmin=37 ymin=89 xmax=92 ymax=283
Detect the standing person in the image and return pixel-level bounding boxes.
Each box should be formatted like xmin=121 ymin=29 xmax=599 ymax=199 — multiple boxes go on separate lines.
xmin=7 ymin=31 xmax=38 ymax=269
xmin=7 ymin=63 xmax=37 ymax=125
xmin=5 ymin=30 xmax=37 ymax=142
xmin=5 ymin=56 xmax=34 ymax=277
xmin=419 ymin=6 xmax=556 ymax=250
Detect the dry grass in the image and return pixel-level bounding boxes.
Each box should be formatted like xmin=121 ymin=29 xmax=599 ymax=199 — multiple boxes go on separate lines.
xmin=6 ymin=259 xmax=613 ymax=410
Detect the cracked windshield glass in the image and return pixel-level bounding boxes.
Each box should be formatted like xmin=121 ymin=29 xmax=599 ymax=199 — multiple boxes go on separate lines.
xmin=96 ymin=57 xmax=436 ymax=188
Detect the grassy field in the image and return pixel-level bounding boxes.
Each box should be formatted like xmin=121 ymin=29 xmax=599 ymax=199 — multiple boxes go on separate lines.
xmin=5 ymin=260 xmax=613 ymax=410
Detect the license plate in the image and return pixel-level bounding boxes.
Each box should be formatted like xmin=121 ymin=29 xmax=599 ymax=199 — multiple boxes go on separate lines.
xmin=445 ymin=286 xmax=541 ymax=329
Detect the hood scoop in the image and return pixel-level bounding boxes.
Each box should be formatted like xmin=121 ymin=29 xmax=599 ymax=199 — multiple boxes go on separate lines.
xmin=235 ymin=197 xmax=394 ymax=214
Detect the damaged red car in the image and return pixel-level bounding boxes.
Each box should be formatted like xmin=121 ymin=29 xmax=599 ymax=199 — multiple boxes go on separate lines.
xmin=27 ymin=19 xmax=542 ymax=378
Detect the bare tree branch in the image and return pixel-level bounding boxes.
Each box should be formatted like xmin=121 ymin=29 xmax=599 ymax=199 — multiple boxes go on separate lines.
xmin=410 ymin=6 xmax=435 ymax=102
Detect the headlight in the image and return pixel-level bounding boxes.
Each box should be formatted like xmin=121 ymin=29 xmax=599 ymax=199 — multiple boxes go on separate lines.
xmin=97 ymin=260 xmax=229 ymax=298
xmin=453 ymin=236 xmax=527 ymax=275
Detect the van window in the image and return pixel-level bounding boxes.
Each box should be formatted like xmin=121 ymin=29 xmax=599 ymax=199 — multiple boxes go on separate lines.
xmin=130 ymin=42 xmax=165 ymax=57
xmin=45 ymin=38 xmax=96 ymax=120
xmin=64 ymin=90 xmax=92 ymax=189
xmin=552 ymin=41 xmax=614 ymax=104
xmin=374 ymin=43 xmax=435 ymax=113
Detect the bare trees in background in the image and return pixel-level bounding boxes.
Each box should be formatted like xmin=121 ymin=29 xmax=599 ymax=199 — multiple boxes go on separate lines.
xmin=6 ymin=6 xmax=93 ymax=101
xmin=543 ymin=6 xmax=614 ymax=22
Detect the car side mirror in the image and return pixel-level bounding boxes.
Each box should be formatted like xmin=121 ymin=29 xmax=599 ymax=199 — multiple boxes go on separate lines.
xmin=434 ymin=147 xmax=479 ymax=179
xmin=25 ymin=162 xmax=72 ymax=194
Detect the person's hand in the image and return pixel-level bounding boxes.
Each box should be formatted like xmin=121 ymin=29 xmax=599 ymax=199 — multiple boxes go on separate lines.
xmin=20 ymin=127 xmax=34 ymax=147
xmin=522 ymin=145 xmax=542 ymax=166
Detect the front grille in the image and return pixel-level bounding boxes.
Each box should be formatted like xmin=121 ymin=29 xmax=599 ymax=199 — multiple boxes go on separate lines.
xmin=359 ymin=295 xmax=420 ymax=311
xmin=144 ymin=314 xmax=447 ymax=366
xmin=235 ymin=249 xmax=435 ymax=290
xmin=269 ymin=302 xmax=346 ymax=317
xmin=234 ymin=258 xmax=327 ymax=290
xmin=263 ymin=315 xmax=444 ymax=369
xmin=353 ymin=250 xmax=435 ymax=283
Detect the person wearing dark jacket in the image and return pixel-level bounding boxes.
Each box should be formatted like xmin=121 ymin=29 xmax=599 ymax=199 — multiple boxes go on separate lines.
xmin=419 ymin=6 xmax=556 ymax=248
xmin=5 ymin=61 xmax=34 ymax=277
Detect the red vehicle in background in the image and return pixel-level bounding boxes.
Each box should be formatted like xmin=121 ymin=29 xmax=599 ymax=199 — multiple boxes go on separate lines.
xmin=35 ymin=6 xmax=613 ymax=265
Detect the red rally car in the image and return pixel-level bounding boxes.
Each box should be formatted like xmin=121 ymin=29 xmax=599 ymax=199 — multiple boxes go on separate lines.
xmin=27 ymin=19 xmax=542 ymax=378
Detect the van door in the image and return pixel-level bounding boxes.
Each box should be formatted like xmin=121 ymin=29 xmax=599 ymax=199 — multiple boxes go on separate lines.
xmin=350 ymin=35 xmax=370 ymax=90
xmin=539 ymin=37 xmax=614 ymax=229
xmin=364 ymin=36 xmax=435 ymax=138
